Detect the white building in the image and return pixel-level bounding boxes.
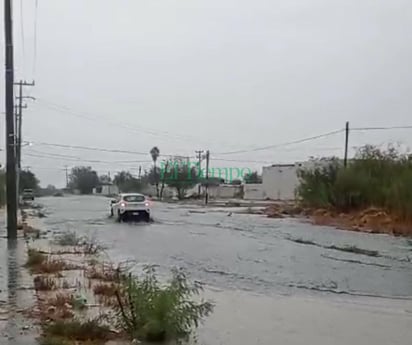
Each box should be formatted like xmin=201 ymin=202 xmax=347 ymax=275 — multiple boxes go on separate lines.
xmin=261 ymin=163 xmax=302 ymax=200
xmin=93 ymin=183 xmax=119 ymax=196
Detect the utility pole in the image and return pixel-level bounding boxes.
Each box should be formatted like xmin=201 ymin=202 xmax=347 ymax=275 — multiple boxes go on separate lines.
xmin=15 ymin=80 xmax=35 ymax=171
xmin=64 ymin=166 xmax=69 ymax=188
xmin=344 ymin=121 xmax=349 ymax=168
xmin=195 ymin=150 xmax=203 ymax=196
xmin=138 ymin=166 xmax=142 ymax=179
xmin=4 ymin=0 xmax=17 ymax=238
xmin=204 ymin=150 xmax=210 ymax=205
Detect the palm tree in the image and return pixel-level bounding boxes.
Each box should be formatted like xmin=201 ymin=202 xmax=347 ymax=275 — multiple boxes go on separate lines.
xmin=150 ymin=146 xmax=160 ymax=197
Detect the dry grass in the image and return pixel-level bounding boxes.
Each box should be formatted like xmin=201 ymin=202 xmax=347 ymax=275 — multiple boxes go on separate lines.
xmin=23 ymin=224 xmax=41 ymax=238
xmin=43 ymin=318 xmax=114 ymax=342
xmin=34 ymin=276 xmax=57 ymax=291
xmin=86 ymin=264 xmax=121 ymax=282
xmin=26 ymin=248 xmax=79 ymax=274
xmin=47 ymin=293 xmax=73 ymax=308
xmin=93 ymin=283 xmax=120 ymax=307
xmin=93 ymin=283 xmax=118 ymax=297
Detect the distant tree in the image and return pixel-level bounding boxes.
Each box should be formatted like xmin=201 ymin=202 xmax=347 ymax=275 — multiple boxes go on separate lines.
xmin=68 ymin=166 xmax=99 ymax=194
xmin=46 ymin=184 xmax=56 ymax=191
xmin=113 ymin=171 xmax=143 ymax=193
xmin=244 ymin=171 xmax=262 ymax=184
xmin=99 ymin=174 xmax=112 ymax=184
xmin=163 ymin=159 xmax=198 ymax=200
xmin=20 ymin=169 xmax=40 ymax=192
xmin=150 ymin=146 xmax=160 ymax=197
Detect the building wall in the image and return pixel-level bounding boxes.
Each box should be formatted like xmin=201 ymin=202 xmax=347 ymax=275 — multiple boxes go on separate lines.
xmin=93 ymin=184 xmax=119 ymax=196
xmin=262 ymin=164 xmax=302 ymax=200
xmin=208 ymin=185 xmax=242 ymax=199
xmin=244 ymin=184 xmax=266 ymax=200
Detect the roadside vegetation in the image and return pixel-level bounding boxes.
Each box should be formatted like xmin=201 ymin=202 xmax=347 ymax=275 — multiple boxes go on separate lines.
xmin=114 ymin=266 xmax=213 ymax=342
xmin=297 ymin=145 xmax=412 ymax=234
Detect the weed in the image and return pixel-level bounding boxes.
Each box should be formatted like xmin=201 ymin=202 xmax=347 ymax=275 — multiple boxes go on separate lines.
xmin=82 ymin=236 xmax=106 ymax=255
xmin=114 ymin=266 xmax=213 ymax=342
xmin=62 ymin=280 xmax=70 ymax=289
xmin=44 ymin=318 xmax=113 ymax=342
xmin=54 ymin=231 xmax=81 ymax=246
xmin=27 ymin=248 xmax=46 ymax=267
xmin=34 ymin=276 xmax=57 ymax=291
xmin=93 ymin=283 xmax=119 ymax=307
xmin=27 ymin=248 xmax=78 ymax=274
xmin=93 ymin=283 xmax=118 ymax=297
xmin=86 ymin=264 xmax=122 ymax=282
xmin=48 ymin=293 xmax=73 ymax=308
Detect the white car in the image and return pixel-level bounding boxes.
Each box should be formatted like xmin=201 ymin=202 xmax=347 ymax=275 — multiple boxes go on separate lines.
xmin=110 ymin=193 xmax=151 ymax=222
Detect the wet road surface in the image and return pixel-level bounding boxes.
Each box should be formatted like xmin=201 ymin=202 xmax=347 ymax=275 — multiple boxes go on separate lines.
xmin=41 ymin=195 xmax=412 ymax=299
xmin=2 ymin=195 xmax=412 ymax=344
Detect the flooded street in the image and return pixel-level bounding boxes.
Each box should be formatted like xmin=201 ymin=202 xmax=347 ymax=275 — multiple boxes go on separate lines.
xmin=4 ymin=195 xmax=411 ymax=345
xmin=42 ymin=195 xmax=412 ymax=299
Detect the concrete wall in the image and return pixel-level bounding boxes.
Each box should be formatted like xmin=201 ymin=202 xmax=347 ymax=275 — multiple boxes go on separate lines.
xmin=93 ymin=184 xmax=119 ymax=196
xmin=208 ymin=185 xmax=242 ymax=199
xmin=262 ymin=164 xmax=302 ymax=200
xmin=244 ymin=184 xmax=266 ymax=200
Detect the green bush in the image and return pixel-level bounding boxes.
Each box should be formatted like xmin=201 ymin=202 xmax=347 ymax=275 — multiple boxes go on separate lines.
xmin=115 ymin=266 xmax=213 ymax=342
xmin=297 ymin=145 xmax=412 ymax=220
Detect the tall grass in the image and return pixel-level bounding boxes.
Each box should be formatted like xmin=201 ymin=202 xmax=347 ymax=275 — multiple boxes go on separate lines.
xmin=114 ymin=266 xmax=213 ymax=342
xmin=297 ymin=145 xmax=412 ymax=221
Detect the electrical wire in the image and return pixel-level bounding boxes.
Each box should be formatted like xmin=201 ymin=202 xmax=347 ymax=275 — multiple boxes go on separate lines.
xmin=24 ymin=152 xmax=152 ymax=165
xmin=35 ymin=99 xmax=218 ymax=146
xmin=20 ymin=0 xmax=26 ymax=76
xmin=351 ymin=125 xmax=412 ymax=131
xmin=27 ymin=140 xmax=195 ymax=159
xmin=215 ymin=129 xmax=345 ymax=155
xmin=32 ymin=0 xmax=39 ymax=79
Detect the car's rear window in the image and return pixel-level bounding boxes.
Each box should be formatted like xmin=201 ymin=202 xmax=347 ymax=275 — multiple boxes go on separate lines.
xmin=123 ymin=195 xmax=145 ymax=202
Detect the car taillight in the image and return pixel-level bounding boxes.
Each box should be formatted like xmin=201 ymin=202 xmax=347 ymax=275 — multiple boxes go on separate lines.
xmin=145 ymin=202 xmax=149 ymax=207
xmin=120 ymin=202 xmax=127 ymax=207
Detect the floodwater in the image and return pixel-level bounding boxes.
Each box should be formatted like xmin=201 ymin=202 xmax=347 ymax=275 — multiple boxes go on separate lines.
xmin=3 ymin=195 xmax=412 ymax=344
xmin=41 ymin=195 xmax=412 ymax=299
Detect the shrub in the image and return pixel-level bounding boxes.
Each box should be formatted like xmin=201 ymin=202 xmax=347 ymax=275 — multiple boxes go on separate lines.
xmin=114 ymin=266 xmax=213 ymax=342
xmin=297 ymin=145 xmax=412 ymax=221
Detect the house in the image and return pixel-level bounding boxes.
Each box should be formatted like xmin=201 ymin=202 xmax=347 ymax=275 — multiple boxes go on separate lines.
xmin=93 ymin=183 xmax=119 ymax=196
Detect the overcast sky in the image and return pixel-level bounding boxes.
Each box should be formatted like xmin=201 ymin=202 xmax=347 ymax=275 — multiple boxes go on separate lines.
xmin=1 ymin=0 xmax=412 ymax=187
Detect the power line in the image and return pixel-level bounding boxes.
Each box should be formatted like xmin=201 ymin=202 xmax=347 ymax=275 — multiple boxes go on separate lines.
xmin=215 ymin=129 xmax=345 ymax=155
xmin=32 ymin=0 xmax=39 ymax=79
xmin=24 ymin=152 xmax=152 ymax=165
xmin=27 ymin=140 xmax=194 ymax=158
xmin=35 ymin=99 xmax=215 ymax=146
xmin=351 ymin=125 xmax=412 ymax=131
xmin=19 ymin=0 xmax=25 ymax=76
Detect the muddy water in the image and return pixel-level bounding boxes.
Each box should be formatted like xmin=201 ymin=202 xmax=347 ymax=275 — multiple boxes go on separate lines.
xmin=37 ymin=196 xmax=412 ymax=344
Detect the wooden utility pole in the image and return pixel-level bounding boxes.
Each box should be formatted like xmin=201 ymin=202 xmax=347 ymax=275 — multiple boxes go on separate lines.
xmin=15 ymin=80 xmax=35 ymax=171
xmin=195 ymin=150 xmax=203 ymax=196
xmin=204 ymin=150 xmax=210 ymax=205
xmin=4 ymin=0 xmax=17 ymax=238
xmin=344 ymin=121 xmax=349 ymax=168
xmin=64 ymin=166 xmax=69 ymax=188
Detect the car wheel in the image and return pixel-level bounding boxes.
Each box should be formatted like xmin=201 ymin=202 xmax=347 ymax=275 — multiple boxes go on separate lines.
xmin=145 ymin=213 xmax=150 ymax=222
